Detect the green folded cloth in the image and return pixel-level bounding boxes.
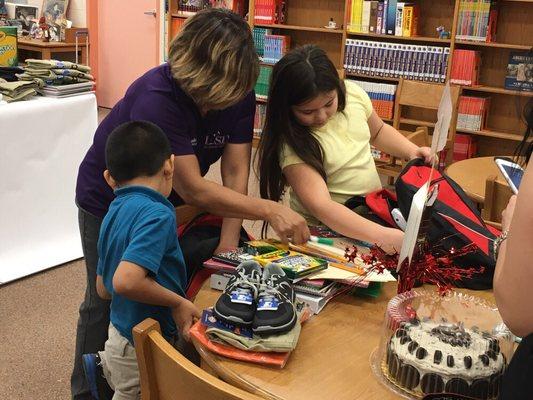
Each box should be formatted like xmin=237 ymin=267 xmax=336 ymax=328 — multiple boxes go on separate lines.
xmin=25 ymin=59 xmax=91 ymax=73
xmin=52 ymin=68 xmax=94 ymax=81
xmin=206 ymin=317 xmax=302 ymax=353
xmin=0 ymin=87 xmax=37 ymax=102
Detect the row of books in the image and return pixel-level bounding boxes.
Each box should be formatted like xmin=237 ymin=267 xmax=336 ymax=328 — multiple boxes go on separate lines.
xmin=456 ymin=0 xmax=498 ymax=42
xmin=352 ymin=79 xmax=396 ymax=120
xmin=254 ymin=103 xmax=267 ymax=136
xmin=348 ymin=0 xmax=419 ymax=37
xmin=261 ymin=34 xmax=291 ymax=64
xmin=457 ymin=95 xmax=490 ymax=132
xmin=255 ymin=65 xmax=272 ymax=99
xmin=253 ymin=0 xmax=286 ymax=25
xmin=453 ymin=133 xmax=477 ymax=162
xmin=449 ymin=49 xmax=481 ymax=86
xmin=252 ymin=27 xmax=271 ymax=58
xmin=344 ymin=39 xmax=450 ymax=83
xmin=176 ymin=0 xmax=245 ymax=17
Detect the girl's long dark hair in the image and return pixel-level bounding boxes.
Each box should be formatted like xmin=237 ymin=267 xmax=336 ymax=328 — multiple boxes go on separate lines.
xmin=255 ymin=45 xmax=346 ymax=208
xmin=516 ymin=97 xmax=533 ymax=164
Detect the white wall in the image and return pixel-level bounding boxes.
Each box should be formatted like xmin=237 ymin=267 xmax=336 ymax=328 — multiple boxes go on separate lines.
xmin=27 ymin=0 xmax=86 ymax=27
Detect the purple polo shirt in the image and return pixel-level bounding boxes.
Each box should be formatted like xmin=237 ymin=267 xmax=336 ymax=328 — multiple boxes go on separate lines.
xmin=76 ymin=63 xmax=255 ymax=218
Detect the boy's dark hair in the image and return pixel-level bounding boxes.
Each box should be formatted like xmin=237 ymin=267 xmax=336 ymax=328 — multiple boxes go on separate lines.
xmin=105 ymin=121 xmax=172 ymax=183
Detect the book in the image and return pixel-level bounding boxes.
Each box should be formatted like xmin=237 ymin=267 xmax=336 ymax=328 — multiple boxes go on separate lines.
xmin=505 ymin=51 xmax=533 ymax=92
xmin=402 ymin=4 xmax=418 ymax=37
xmin=385 ymin=0 xmax=397 ymax=35
xmin=450 ymin=49 xmax=481 ymax=86
xmin=369 ymin=1 xmax=379 ymax=33
xmin=293 ymin=280 xmax=340 ymax=297
xmin=361 ymin=0 xmax=372 ymax=33
xmin=295 ymin=285 xmax=348 ymax=314
xmin=253 ymin=250 xmax=328 ymax=280
xmin=395 ymin=2 xmax=404 ymax=36
xmin=376 ymin=1 xmax=384 ymax=34
xmin=352 ymin=79 xmax=396 ymax=120
xmin=456 ymin=95 xmax=491 ymax=131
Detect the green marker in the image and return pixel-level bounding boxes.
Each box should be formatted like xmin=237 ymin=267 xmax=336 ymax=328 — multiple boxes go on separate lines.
xmin=309 ymin=235 xmax=334 ymax=246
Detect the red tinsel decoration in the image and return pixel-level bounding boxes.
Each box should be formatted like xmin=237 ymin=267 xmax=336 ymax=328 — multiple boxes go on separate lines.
xmin=344 ymin=241 xmax=484 ymax=296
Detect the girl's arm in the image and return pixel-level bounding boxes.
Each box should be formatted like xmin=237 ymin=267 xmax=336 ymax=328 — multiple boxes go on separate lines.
xmin=283 ymin=163 xmax=403 ymax=253
xmin=494 ymin=161 xmax=533 ymax=338
xmin=368 ymin=111 xmax=432 ymax=162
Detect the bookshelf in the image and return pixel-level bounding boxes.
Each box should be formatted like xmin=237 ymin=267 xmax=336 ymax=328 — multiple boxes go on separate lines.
xmin=166 ymin=0 xmax=532 ymax=157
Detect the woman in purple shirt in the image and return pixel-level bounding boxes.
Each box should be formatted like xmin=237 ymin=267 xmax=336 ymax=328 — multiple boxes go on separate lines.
xmin=72 ymin=9 xmax=309 ymax=400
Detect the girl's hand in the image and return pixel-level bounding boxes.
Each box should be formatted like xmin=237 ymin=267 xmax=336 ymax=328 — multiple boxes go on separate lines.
xmin=409 ymin=146 xmax=434 ymax=164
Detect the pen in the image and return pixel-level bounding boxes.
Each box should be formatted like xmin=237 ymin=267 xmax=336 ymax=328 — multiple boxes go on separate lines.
xmin=309 ymin=235 xmax=334 ymax=246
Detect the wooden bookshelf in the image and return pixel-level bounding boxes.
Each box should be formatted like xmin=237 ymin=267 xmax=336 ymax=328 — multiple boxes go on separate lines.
xmin=165 ymin=0 xmax=532 ymax=156
xmin=347 ymin=31 xmax=451 ymax=44
xmin=255 ymin=23 xmax=344 ymax=34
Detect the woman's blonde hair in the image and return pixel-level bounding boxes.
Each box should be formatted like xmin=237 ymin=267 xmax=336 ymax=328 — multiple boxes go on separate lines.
xmin=168 ymin=8 xmax=259 ymax=110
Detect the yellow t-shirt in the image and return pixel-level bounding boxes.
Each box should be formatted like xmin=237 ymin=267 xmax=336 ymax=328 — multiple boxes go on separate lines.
xmin=279 ymin=80 xmax=382 ymax=223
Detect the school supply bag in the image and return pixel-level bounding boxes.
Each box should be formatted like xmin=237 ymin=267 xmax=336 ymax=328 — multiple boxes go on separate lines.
xmin=394 ymin=158 xmax=500 ymax=290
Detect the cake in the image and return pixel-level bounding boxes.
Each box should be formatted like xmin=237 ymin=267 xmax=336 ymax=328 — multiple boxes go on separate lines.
xmin=386 ymin=319 xmax=506 ymax=399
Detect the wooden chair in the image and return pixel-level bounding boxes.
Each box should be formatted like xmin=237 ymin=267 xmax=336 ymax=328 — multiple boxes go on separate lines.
xmin=481 ymin=175 xmax=514 ymax=229
xmin=133 ymin=318 xmax=264 ymax=400
xmin=376 ymin=79 xmax=461 ymax=183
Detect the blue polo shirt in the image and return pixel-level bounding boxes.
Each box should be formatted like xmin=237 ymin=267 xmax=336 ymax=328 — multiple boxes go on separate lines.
xmin=96 ymin=185 xmax=188 ymax=343
xmin=76 ymin=63 xmax=255 ymax=218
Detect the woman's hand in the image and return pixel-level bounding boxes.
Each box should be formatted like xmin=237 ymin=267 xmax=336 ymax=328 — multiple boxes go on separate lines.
xmin=409 ymin=146 xmax=434 ymax=164
xmin=501 ymin=195 xmax=517 ymax=232
xmin=267 ymin=202 xmax=310 ymax=245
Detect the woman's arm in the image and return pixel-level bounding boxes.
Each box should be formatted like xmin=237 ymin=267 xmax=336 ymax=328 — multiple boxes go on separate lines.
xmin=368 ymin=111 xmax=432 ymax=162
xmin=172 ymin=154 xmax=310 ymax=244
xmin=494 ymin=161 xmax=533 ymax=338
xmin=216 ymin=142 xmax=252 ymax=253
xmin=284 ymin=163 xmax=403 ymax=252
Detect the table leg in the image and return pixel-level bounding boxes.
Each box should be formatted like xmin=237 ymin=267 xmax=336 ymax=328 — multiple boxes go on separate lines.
xmin=42 ymin=48 xmax=52 ymax=60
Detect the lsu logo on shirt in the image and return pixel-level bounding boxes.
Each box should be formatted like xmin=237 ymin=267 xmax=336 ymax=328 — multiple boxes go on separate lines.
xmin=204 ymin=130 xmax=228 ymax=149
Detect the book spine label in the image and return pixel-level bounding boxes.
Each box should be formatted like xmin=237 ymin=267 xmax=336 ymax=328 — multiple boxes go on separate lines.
xmin=395 ymin=2 xmax=404 ymax=36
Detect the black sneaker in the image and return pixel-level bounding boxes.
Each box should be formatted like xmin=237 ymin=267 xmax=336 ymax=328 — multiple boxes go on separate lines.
xmin=213 ymin=261 xmax=262 ymax=326
xmin=252 ymin=263 xmax=297 ymax=335
xmin=82 ymin=353 xmax=114 ymax=400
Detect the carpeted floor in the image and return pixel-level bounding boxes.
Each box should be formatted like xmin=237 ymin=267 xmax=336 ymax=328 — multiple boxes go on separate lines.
xmin=0 ymin=107 xmax=270 ymax=399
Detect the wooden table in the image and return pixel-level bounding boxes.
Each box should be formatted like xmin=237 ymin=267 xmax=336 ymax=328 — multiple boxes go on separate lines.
xmin=17 ymin=38 xmax=89 ymax=65
xmin=192 ymin=281 xmax=495 ymax=400
xmin=446 ymin=157 xmax=506 ymax=205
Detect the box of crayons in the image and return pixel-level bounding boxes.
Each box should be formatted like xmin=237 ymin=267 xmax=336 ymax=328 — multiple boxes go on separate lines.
xmin=254 ymin=249 xmax=327 ymax=280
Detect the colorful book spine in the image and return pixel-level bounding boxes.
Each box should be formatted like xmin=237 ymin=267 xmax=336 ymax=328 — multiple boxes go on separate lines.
xmin=254 ymin=65 xmax=272 ymax=99
xmin=385 ymin=0 xmax=397 ymax=35
xmin=376 ymin=1 xmax=385 ymax=34
xmin=457 ymin=95 xmax=491 ymax=131
xmin=395 ymin=2 xmax=404 ymax=36
xmin=362 ymin=0 xmax=372 ymax=33
xmin=453 ymin=133 xmax=478 ymax=162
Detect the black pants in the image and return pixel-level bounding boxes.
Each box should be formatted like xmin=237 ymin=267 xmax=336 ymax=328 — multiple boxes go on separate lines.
xmin=500 ymin=334 xmax=533 ymax=399
xmin=71 ymin=206 xmax=109 ymax=400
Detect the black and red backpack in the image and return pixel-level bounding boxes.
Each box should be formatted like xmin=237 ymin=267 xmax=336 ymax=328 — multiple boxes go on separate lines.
xmin=367 ymin=158 xmax=500 ymax=290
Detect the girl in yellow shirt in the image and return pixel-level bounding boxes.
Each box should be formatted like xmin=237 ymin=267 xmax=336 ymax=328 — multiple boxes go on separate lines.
xmin=256 ymin=45 xmax=432 ymax=252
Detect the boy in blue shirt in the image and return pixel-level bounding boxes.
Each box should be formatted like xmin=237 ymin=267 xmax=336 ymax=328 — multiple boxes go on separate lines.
xmin=83 ymin=120 xmax=200 ymax=400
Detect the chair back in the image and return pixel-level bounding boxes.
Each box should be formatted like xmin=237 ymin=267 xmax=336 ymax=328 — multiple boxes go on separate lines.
xmin=393 ymin=79 xmax=461 ymax=147
xmin=133 ymin=318 xmax=264 ymax=400
xmin=482 ymin=175 xmax=514 ymax=228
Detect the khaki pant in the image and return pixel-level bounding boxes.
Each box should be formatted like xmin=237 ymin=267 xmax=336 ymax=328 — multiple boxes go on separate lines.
xmin=99 ymin=324 xmax=141 ymax=400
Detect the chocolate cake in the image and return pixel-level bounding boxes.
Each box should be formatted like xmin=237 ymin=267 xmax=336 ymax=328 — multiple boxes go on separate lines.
xmin=386 ymin=320 xmax=506 ymax=399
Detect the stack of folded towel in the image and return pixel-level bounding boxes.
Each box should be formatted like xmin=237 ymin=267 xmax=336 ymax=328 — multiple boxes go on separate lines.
xmin=0 ymin=78 xmax=39 ymax=102
xmin=17 ymin=59 xmax=95 ymax=87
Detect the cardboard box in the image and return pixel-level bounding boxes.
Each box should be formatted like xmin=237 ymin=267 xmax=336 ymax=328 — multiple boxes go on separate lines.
xmin=0 ymin=27 xmax=18 ymax=67
xmin=63 ymin=27 xmax=89 ymax=44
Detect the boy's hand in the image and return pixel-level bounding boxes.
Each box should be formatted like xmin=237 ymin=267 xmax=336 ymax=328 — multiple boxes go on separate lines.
xmin=171 ymin=299 xmax=201 ymax=342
